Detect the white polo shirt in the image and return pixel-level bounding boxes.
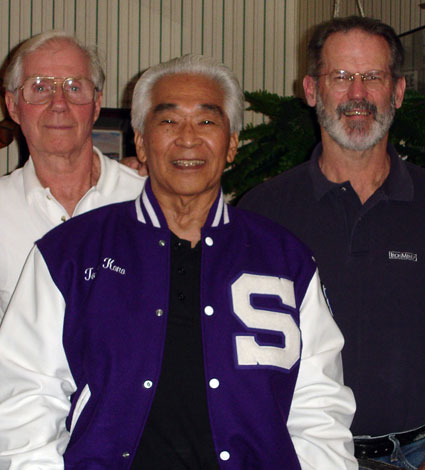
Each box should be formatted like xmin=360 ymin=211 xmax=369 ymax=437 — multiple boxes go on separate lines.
xmin=0 ymin=147 xmax=146 ymax=319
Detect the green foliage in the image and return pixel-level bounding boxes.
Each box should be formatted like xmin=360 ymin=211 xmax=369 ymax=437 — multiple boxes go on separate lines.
xmin=222 ymin=91 xmax=320 ymax=200
xmin=389 ymin=90 xmax=425 ymax=167
xmin=222 ymin=89 xmax=425 ymax=202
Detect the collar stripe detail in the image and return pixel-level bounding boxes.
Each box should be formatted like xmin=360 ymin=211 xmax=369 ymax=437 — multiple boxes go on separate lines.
xmin=223 ymin=203 xmax=229 ymax=224
xmin=135 ymin=196 xmax=146 ymax=224
xmin=211 ymin=191 xmax=229 ymax=227
xmin=142 ymin=190 xmax=161 ymax=228
xmin=135 ymin=183 xmax=230 ymax=228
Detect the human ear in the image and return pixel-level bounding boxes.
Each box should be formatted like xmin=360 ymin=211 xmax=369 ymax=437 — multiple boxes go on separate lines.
xmin=5 ymin=91 xmax=21 ymax=125
xmin=134 ymin=131 xmax=148 ymax=163
xmin=394 ymin=77 xmax=406 ymax=109
xmin=303 ymin=75 xmax=317 ymax=107
xmin=226 ymin=132 xmax=239 ymax=164
xmin=93 ymin=91 xmax=103 ymax=123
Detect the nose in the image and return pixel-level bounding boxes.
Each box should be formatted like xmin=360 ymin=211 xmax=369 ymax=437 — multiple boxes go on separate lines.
xmin=175 ymin=121 xmax=202 ymax=147
xmin=49 ymin=83 xmax=69 ymax=110
xmin=347 ymin=74 xmax=368 ymax=100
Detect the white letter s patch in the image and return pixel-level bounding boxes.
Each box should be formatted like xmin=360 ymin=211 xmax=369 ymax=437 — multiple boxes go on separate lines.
xmin=231 ymin=273 xmax=300 ymax=371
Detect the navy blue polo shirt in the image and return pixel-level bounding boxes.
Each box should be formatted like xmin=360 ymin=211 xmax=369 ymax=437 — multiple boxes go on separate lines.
xmin=239 ymin=143 xmax=425 ymax=436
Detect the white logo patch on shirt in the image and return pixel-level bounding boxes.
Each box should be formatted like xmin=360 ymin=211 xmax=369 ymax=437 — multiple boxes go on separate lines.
xmin=388 ymin=251 xmax=418 ymax=262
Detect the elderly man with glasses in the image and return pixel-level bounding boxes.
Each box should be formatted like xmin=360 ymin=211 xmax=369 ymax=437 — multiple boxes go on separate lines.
xmin=240 ymin=16 xmax=425 ymax=470
xmin=0 ymin=31 xmax=145 ymax=320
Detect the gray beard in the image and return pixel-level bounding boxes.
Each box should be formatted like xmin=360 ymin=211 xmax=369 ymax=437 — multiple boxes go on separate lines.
xmin=315 ymin=93 xmax=396 ymax=151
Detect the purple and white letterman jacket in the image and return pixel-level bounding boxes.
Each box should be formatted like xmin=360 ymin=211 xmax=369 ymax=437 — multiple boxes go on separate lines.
xmin=0 ymin=179 xmax=357 ymax=470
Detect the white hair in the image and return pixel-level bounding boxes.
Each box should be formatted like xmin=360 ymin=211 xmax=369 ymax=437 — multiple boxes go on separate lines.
xmin=4 ymin=30 xmax=105 ymax=93
xmin=131 ymin=54 xmax=244 ymax=134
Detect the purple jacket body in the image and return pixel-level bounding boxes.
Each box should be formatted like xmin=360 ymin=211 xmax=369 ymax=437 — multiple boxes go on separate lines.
xmin=0 ymin=179 xmax=356 ymax=469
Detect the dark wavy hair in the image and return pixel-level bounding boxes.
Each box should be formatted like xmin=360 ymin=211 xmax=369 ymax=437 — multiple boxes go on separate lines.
xmin=307 ymin=16 xmax=404 ymax=79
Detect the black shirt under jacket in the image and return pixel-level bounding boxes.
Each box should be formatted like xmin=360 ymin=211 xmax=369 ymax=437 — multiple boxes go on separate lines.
xmin=132 ymin=234 xmax=219 ymax=469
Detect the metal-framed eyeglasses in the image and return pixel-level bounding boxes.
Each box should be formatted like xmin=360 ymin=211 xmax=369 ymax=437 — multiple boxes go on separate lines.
xmin=19 ymin=76 xmax=97 ymax=105
xmin=316 ymin=70 xmax=392 ymax=91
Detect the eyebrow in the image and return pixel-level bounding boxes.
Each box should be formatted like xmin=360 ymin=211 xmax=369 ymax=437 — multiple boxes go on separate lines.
xmin=201 ymin=104 xmax=224 ymax=116
xmin=152 ymin=103 xmax=224 ymax=116
xmin=152 ymin=103 xmax=177 ymax=113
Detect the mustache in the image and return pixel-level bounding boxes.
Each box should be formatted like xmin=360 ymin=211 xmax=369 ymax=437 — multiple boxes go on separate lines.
xmin=336 ymin=100 xmax=377 ymax=118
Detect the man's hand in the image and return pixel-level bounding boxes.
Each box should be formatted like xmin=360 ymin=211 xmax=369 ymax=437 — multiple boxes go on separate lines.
xmin=121 ymin=156 xmax=148 ymax=176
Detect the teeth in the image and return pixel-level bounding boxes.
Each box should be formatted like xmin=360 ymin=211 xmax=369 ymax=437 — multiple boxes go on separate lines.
xmin=344 ymin=110 xmax=369 ymax=116
xmin=172 ymin=160 xmax=205 ymax=167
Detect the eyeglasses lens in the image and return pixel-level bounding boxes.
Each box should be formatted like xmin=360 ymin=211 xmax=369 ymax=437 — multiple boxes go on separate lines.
xmin=22 ymin=77 xmax=95 ymax=105
xmin=328 ymin=71 xmax=387 ymax=91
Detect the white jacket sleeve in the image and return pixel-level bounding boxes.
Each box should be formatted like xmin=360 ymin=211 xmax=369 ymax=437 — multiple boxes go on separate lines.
xmin=0 ymin=246 xmax=75 ymax=470
xmin=287 ymin=269 xmax=358 ymax=470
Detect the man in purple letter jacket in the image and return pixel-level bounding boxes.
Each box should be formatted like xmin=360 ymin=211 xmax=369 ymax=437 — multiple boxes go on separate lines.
xmin=0 ymin=54 xmax=357 ymax=470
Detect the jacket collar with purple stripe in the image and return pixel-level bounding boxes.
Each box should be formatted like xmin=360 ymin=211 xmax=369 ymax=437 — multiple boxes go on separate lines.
xmin=134 ymin=177 xmax=231 ymax=231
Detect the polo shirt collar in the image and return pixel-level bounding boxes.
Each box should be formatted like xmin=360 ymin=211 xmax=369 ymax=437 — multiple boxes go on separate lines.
xmin=308 ymin=142 xmax=413 ymax=202
xmin=22 ymin=156 xmax=44 ymax=202
xmin=308 ymin=143 xmax=335 ymax=201
xmin=382 ymin=145 xmax=413 ymax=201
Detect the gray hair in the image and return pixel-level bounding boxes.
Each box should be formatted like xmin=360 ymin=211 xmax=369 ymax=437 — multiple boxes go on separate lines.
xmin=131 ymin=54 xmax=244 ymax=134
xmin=307 ymin=16 xmax=404 ymax=79
xmin=4 ymin=30 xmax=105 ymax=93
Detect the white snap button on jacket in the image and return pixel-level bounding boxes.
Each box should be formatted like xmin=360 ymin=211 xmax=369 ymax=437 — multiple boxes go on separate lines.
xmin=205 ymin=237 xmax=214 ymax=246
xmin=204 ymin=305 xmax=214 ymax=316
xmin=209 ymin=378 xmax=220 ymax=389
xmin=143 ymin=380 xmax=153 ymax=389
xmin=220 ymin=451 xmax=230 ymax=461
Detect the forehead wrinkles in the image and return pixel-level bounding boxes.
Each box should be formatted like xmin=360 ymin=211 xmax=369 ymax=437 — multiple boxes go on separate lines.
xmin=23 ymin=43 xmax=90 ymax=79
xmin=147 ymin=74 xmax=228 ymax=127
xmin=321 ymin=31 xmax=391 ymax=74
xmin=152 ymin=102 xmax=224 ymax=116
xmin=153 ymin=74 xmax=224 ymax=101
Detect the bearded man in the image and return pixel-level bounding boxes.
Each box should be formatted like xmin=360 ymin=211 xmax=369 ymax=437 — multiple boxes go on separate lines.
xmin=240 ymin=16 xmax=425 ymax=470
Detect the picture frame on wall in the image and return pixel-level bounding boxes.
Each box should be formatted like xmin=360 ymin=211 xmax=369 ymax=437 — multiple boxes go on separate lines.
xmin=93 ymin=107 xmax=136 ymax=160
xmin=92 ymin=129 xmax=123 ymax=161
xmin=399 ymin=25 xmax=425 ymax=93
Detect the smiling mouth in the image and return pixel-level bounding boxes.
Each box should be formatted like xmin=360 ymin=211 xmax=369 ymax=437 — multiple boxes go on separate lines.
xmin=171 ymin=159 xmax=205 ymax=167
xmin=338 ymin=100 xmax=377 ymax=119
xmin=344 ymin=110 xmax=370 ymax=117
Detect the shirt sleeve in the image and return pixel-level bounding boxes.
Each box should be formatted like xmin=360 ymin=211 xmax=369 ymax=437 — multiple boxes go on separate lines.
xmin=0 ymin=246 xmax=75 ymax=470
xmin=287 ymin=268 xmax=358 ymax=470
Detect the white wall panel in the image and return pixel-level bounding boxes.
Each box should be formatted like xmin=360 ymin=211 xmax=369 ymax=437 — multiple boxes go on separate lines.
xmin=283 ymin=0 xmax=297 ymax=96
